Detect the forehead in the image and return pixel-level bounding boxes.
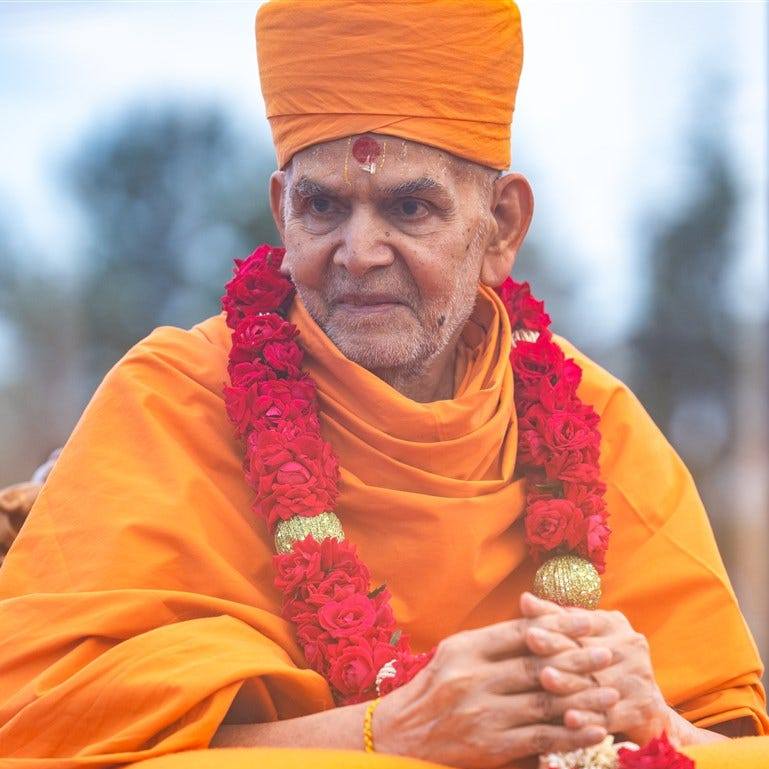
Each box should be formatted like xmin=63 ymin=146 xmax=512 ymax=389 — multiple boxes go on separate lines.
xmin=288 ymin=133 xmax=475 ymax=192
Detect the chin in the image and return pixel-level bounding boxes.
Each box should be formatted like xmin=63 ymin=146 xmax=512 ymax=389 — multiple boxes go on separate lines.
xmin=327 ymin=325 xmax=430 ymax=372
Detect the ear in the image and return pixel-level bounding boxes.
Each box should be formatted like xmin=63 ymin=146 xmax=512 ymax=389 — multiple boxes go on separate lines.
xmin=269 ymin=170 xmax=287 ymax=242
xmin=480 ymin=173 xmax=534 ymax=287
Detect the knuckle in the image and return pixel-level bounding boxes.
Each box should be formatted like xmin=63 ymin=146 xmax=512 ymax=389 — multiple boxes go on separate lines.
xmin=455 ymin=700 xmax=486 ymax=726
xmin=632 ymin=632 xmax=650 ymax=651
xmin=638 ymin=696 xmax=659 ymax=718
xmin=580 ymin=690 xmax=605 ymax=710
xmin=436 ymin=665 xmax=474 ymax=696
xmin=612 ymin=610 xmax=632 ymax=629
xmin=520 ymin=654 xmax=541 ymax=683
xmin=433 ymin=637 xmax=451 ymax=659
xmin=530 ymin=727 xmax=555 ymax=754
xmin=532 ymin=690 xmax=554 ymax=721
xmin=435 ymin=634 xmax=461 ymax=662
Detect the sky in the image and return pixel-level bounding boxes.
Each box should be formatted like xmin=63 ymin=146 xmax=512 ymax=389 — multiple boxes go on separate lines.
xmin=0 ymin=0 xmax=766 ymax=343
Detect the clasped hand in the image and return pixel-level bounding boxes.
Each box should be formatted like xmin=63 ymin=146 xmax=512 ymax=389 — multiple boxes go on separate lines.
xmin=375 ymin=592 xmax=670 ymax=769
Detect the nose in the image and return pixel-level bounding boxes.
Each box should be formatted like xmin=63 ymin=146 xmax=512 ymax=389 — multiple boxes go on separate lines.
xmin=333 ymin=206 xmax=394 ymax=278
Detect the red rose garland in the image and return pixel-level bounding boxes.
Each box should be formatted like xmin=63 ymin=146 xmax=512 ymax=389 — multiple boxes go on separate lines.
xmin=618 ymin=732 xmax=695 ymax=769
xmin=220 ymin=243 xmax=611 ymax=706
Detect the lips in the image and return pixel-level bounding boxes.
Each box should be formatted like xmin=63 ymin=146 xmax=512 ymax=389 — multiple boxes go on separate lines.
xmin=336 ymin=293 xmax=403 ymax=307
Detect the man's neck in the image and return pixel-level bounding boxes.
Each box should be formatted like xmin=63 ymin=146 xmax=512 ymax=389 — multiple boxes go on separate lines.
xmin=369 ymin=337 xmax=460 ymax=403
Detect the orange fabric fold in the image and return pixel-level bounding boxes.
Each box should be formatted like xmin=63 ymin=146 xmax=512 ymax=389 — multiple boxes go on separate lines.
xmin=255 ymin=0 xmax=524 ymax=170
xmin=0 ymin=285 xmax=766 ymax=768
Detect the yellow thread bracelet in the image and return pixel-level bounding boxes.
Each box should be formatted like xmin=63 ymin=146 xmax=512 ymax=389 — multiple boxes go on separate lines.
xmin=363 ymin=696 xmax=382 ymax=753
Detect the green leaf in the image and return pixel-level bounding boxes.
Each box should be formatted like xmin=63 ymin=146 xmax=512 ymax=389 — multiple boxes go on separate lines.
xmin=368 ymin=583 xmax=387 ymax=599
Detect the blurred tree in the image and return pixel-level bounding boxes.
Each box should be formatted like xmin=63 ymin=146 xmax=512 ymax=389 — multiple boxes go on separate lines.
xmin=62 ymin=102 xmax=279 ymax=393
xmin=629 ymin=76 xmax=739 ymax=543
xmin=0 ymin=220 xmax=81 ymax=484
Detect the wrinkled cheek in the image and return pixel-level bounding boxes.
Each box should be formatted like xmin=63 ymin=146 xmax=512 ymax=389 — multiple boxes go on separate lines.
xmin=282 ymin=233 xmax=332 ymax=305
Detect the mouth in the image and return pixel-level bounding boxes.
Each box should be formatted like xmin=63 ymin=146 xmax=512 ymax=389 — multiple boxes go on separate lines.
xmin=334 ymin=293 xmax=407 ymax=315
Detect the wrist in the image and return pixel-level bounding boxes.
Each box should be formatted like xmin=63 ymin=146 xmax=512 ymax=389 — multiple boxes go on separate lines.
xmin=372 ymin=689 xmax=414 ymax=755
xmin=369 ymin=692 xmax=401 ymax=755
xmin=664 ymin=704 xmax=719 ymax=747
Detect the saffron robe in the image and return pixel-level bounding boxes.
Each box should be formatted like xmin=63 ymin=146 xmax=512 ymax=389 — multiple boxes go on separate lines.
xmin=0 ymin=285 xmax=766 ymax=769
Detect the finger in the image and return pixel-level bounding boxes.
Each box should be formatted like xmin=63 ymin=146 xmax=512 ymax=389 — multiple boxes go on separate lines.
xmin=497 ymin=687 xmax=620 ymax=728
xmin=534 ymin=610 xmax=609 ymax=639
xmin=468 ymin=618 xmax=532 ymax=660
xmin=500 ymin=723 xmax=607 ymax=760
xmin=563 ymin=708 xmax=610 ymax=730
xmin=601 ymin=692 xmax=667 ymax=737
xmin=539 ymin=665 xmax=596 ymax=695
xmin=526 ymin=626 xmax=579 ymax=657
xmin=489 ymin=647 xmax=609 ymax=695
xmin=520 ymin=591 xmax=566 ymax=618
xmin=542 ymin=645 xmax=613 ymax=676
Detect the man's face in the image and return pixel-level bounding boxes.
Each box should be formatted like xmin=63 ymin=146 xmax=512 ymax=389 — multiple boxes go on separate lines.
xmin=271 ymin=134 xmax=497 ymax=374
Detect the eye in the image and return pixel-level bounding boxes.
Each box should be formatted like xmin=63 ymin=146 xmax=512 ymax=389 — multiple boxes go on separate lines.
xmin=394 ymin=198 xmax=430 ymax=219
xmin=308 ymin=196 xmax=335 ymax=215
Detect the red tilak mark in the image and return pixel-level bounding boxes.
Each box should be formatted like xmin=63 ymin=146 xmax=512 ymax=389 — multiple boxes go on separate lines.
xmin=352 ymin=136 xmax=382 ymax=165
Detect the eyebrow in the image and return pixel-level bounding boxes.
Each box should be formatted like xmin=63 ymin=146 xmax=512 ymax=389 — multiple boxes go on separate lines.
xmin=291 ymin=175 xmax=454 ymax=203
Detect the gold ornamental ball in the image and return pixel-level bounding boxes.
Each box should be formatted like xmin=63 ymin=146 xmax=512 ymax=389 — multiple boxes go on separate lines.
xmin=533 ymin=554 xmax=602 ymax=609
xmin=274 ymin=511 xmax=345 ymax=554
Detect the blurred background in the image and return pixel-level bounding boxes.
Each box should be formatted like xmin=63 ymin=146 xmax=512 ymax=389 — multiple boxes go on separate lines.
xmin=0 ymin=2 xmax=766 ymax=682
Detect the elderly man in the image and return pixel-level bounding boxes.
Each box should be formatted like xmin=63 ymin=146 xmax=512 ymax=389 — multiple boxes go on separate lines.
xmin=0 ymin=2 xmax=767 ymax=769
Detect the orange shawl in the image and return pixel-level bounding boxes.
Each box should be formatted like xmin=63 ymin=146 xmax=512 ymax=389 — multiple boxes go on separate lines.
xmin=0 ymin=285 xmax=766 ymax=768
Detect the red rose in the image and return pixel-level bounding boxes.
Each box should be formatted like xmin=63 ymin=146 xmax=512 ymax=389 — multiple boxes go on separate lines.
xmin=543 ymin=409 xmax=596 ymax=453
xmin=542 ymin=411 xmax=600 ymax=476
xmin=221 ymin=244 xmax=293 ymax=329
xmin=249 ymin=377 xmax=317 ymax=428
xmin=326 ymin=637 xmax=378 ymax=699
xmin=546 ymin=452 xmax=600 ymax=484
xmin=573 ymin=398 xmax=601 ymax=429
xmin=295 ymin=622 xmax=333 ymax=670
xmin=247 ymin=429 xmax=340 ymax=528
xmin=263 ymin=340 xmax=304 ymax=377
xmin=304 ymin=560 xmax=369 ymax=606
xmin=618 ymin=732 xmax=695 ymax=769
xmin=227 ymin=359 xmax=276 ymax=388
xmin=536 ymin=366 xmax=581 ymax=411
xmin=518 ymin=404 xmax=600 ymax=481
xmin=273 ymin=539 xmax=325 ymax=593
xmin=223 ymin=383 xmax=252 ymax=435
xmin=274 ymin=535 xmax=371 ymax=597
xmin=512 ymin=341 xmax=585 ymax=418
xmin=578 ymin=513 xmax=610 ymax=574
xmin=281 ymin=595 xmax=316 ymax=623
xmin=318 ymin=593 xmax=377 ymax=639
xmin=230 ymin=314 xmax=298 ymax=364
xmin=563 ymin=481 xmax=607 ymax=519
xmin=302 ymin=570 xmax=358 ymax=607
xmin=511 ymin=332 xmax=564 ymax=391
xmin=496 ymin=278 xmax=551 ymax=331
xmin=525 ymin=497 xmax=583 ymax=553
xmin=316 ymin=538 xmax=371 ymax=590
xmin=225 ymin=378 xmax=317 ymax=436
xmin=518 ymin=403 xmax=551 ymax=467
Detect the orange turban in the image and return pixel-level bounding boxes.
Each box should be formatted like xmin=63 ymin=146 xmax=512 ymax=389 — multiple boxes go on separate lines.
xmin=255 ymin=0 xmax=523 ymax=170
